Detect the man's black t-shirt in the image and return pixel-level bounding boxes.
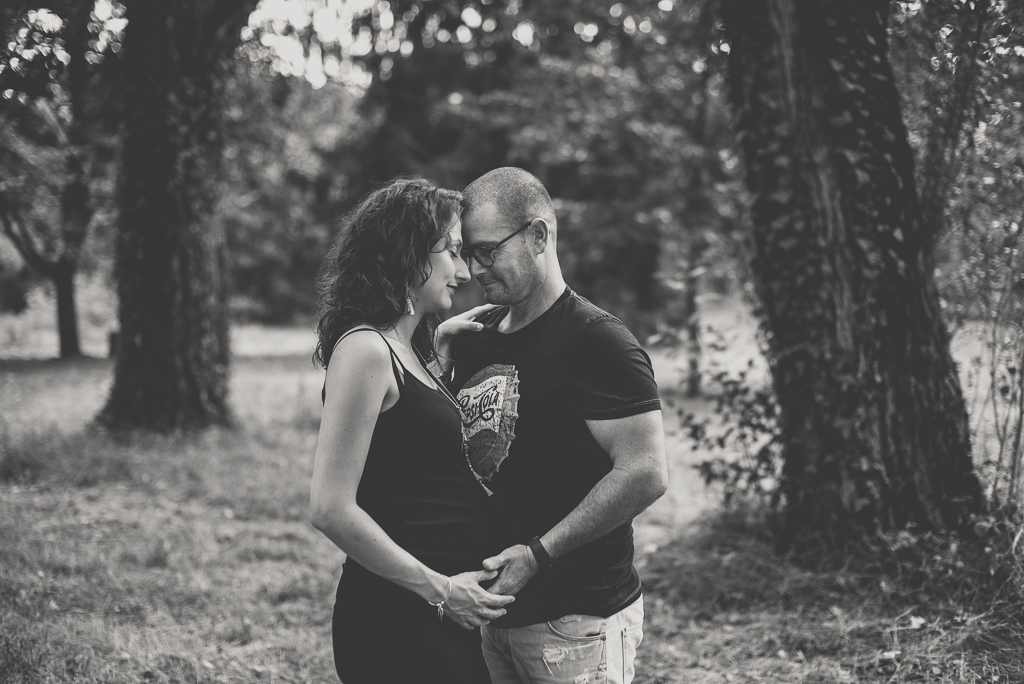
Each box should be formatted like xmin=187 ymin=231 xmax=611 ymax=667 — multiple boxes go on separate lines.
xmin=451 ymin=287 xmax=662 ymax=628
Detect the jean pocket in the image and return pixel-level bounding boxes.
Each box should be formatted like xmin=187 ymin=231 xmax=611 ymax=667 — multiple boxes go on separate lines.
xmin=620 ymin=622 xmax=644 ymax=683
xmin=546 ymin=614 xmax=608 ymax=641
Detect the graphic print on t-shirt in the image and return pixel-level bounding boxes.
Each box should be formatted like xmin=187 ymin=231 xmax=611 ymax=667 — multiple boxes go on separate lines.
xmin=457 ymin=364 xmax=520 ymax=483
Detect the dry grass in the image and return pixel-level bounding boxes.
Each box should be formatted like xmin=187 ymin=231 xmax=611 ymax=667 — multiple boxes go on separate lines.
xmin=1 ymin=350 xmax=337 ymax=684
xmin=634 ymin=504 xmax=1024 ymax=684
xmin=2 ymin=317 xmax=1022 ymax=683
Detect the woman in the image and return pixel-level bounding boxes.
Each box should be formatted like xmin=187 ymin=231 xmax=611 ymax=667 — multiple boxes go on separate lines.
xmin=310 ymin=177 xmax=511 ymax=683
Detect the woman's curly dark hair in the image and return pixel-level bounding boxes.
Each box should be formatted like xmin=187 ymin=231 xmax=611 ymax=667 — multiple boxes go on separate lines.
xmin=314 ymin=177 xmax=463 ymax=369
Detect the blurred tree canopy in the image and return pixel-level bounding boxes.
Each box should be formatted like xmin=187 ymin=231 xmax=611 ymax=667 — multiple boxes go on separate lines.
xmin=234 ymin=0 xmax=1020 ymax=338
xmin=1 ymin=0 xmax=1020 ymax=371
xmin=889 ymin=0 xmax=1024 ymax=328
xmin=240 ymin=0 xmax=746 ymax=338
xmin=218 ymin=70 xmax=361 ymax=322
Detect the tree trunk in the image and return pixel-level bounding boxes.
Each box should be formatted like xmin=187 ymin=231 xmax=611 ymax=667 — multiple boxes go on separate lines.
xmin=682 ymin=65 xmax=715 ymax=398
xmin=721 ymin=0 xmax=983 ymax=548
xmin=55 ymin=2 xmax=90 ymax=363
xmin=99 ymin=0 xmax=256 ymax=431
xmin=53 ymin=260 xmax=81 ymax=358
xmin=683 ymin=236 xmax=705 ymax=398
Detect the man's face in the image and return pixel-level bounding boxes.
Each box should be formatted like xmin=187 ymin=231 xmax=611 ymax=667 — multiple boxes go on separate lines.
xmin=462 ymin=202 xmax=537 ymax=305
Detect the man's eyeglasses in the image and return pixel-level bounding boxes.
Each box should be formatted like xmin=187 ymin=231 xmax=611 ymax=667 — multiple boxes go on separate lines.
xmin=460 ymin=219 xmax=535 ymax=267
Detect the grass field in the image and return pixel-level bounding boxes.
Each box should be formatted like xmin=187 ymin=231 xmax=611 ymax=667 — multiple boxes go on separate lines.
xmin=1 ymin=302 xmax=1021 ymax=683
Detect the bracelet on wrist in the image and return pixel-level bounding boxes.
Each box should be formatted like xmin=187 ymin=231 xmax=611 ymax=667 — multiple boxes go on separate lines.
xmin=436 ymin=356 xmax=455 ymax=380
xmin=427 ymin=575 xmax=452 ymax=621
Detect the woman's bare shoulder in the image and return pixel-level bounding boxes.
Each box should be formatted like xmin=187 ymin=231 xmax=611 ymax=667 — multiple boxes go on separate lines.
xmin=327 ymin=328 xmax=394 ymax=381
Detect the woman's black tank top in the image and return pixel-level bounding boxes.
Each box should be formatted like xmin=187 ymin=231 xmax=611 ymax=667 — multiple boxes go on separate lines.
xmin=323 ymin=329 xmax=500 ymax=587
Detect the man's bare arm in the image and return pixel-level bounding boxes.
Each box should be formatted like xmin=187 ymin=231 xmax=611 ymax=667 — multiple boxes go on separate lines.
xmin=484 ymin=409 xmax=669 ymax=594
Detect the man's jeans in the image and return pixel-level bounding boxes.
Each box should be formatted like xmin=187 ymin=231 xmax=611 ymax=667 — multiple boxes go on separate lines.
xmin=481 ymin=595 xmax=644 ymax=684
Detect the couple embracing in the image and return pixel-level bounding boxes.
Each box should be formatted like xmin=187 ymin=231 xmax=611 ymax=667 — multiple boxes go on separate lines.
xmin=310 ymin=168 xmax=669 ymax=684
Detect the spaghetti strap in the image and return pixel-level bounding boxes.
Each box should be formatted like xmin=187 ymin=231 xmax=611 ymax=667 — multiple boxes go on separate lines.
xmin=335 ymin=327 xmax=405 ymax=389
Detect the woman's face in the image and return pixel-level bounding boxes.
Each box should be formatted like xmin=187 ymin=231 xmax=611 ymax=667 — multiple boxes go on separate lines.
xmin=410 ymin=218 xmax=471 ymax=315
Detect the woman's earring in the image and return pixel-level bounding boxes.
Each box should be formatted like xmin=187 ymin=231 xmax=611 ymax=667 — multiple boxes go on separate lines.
xmin=405 ymin=296 xmax=415 ymax=316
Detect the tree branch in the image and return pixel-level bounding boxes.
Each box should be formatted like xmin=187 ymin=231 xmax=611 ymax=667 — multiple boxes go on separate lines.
xmin=32 ymin=98 xmax=70 ymax=146
xmin=918 ymin=0 xmax=991 ymax=241
xmin=199 ymin=0 xmax=260 ymax=55
xmin=0 ymin=203 xmax=56 ymax=277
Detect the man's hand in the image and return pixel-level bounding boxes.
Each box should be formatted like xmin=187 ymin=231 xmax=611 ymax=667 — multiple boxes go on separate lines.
xmin=482 ymin=544 xmax=539 ymax=596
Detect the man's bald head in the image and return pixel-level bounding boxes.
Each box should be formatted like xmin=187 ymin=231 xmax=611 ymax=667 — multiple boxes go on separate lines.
xmin=463 ymin=167 xmax=556 ymax=233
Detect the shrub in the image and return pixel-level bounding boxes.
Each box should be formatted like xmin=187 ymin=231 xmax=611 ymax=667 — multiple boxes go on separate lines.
xmin=681 ymin=355 xmax=783 ymax=509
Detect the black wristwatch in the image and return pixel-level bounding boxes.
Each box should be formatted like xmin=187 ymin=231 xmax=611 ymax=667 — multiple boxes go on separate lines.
xmin=528 ymin=536 xmax=557 ymax=570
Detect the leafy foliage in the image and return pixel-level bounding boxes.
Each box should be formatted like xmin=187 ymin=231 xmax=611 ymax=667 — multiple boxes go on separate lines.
xmin=0 ymin=4 xmax=121 ymax=329
xmin=890 ymin=0 xmax=1024 ymax=325
xmin=680 ymin=330 xmax=782 ymax=508
xmin=890 ymin=0 xmax=1024 ymax=506
xmin=685 ymin=368 xmax=781 ymax=506
xmin=219 ymin=69 xmax=361 ymax=322
xmin=243 ymin=0 xmax=745 ymax=335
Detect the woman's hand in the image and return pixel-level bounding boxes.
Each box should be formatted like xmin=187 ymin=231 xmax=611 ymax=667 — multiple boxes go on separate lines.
xmin=442 ymin=569 xmax=515 ymax=629
xmin=435 ymin=304 xmax=500 ymax=373
xmin=437 ymin=304 xmax=500 ymax=345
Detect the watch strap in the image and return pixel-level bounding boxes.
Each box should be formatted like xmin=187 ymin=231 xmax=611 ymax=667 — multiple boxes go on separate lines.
xmin=528 ymin=536 xmax=556 ymax=570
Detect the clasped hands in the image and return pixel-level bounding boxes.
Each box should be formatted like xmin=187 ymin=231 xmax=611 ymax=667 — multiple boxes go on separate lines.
xmin=482 ymin=543 xmax=539 ymax=597
xmin=444 ymin=543 xmax=538 ymax=629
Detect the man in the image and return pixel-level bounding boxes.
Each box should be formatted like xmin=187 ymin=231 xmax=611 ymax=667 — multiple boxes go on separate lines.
xmin=450 ymin=167 xmax=669 ymax=684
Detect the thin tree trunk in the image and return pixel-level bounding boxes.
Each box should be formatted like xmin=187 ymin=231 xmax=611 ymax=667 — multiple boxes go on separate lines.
xmin=53 ymin=260 xmax=81 ymax=358
xmin=54 ymin=1 xmax=90 ymax=360
xmin=684 ymin=66 xmax=716 ymax=397
xmin=722 ymin=0 xmax=983 ymax=548
xmin=683 ymin=66 xmax=714 ymax=398
xmin=684 ymin=237 xmax=704 ymax=398
xmin=100 ymin=0 xmax=256 ymax=431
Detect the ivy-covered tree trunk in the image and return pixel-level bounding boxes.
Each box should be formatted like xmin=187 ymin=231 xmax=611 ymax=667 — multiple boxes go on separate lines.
xmin=721 ymin=0 xmax=983 ymax=547
xmin=100 ymin=0 xmax=256 ymax=431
